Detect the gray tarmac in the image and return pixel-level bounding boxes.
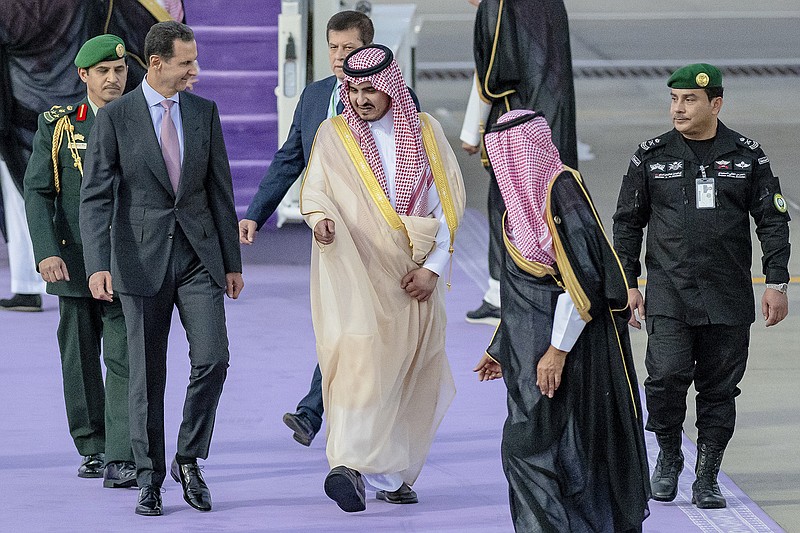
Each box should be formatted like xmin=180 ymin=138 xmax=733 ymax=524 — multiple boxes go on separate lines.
xmin=388 ymin=0 xmax=800 ymax=530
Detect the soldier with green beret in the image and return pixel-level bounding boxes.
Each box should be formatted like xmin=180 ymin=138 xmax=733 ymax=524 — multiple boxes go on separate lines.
xmin=23 ymin=34 xmax=135 ymax=487
xmin=613 ymin=63 xmax=790 ymax=509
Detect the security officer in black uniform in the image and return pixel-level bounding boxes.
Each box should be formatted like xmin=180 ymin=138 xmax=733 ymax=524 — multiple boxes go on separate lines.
xmin=23 ymin=35 xmax=135 ymax=488
xmin=613 ymin=63 xmax=790 ymax=509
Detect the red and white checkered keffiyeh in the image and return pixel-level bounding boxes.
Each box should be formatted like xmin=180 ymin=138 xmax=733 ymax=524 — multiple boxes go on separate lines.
xmin=341 ymin=46 xmax=433 ymax=216
xmin=484 ymin=110 xmax=564 ymax=265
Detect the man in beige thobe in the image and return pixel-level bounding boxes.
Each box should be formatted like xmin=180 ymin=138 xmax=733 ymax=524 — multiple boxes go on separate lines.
xmin=300 ymin=44 xmax=465 ymax=513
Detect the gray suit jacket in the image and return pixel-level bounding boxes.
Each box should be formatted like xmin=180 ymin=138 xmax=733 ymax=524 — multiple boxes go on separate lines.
xmin=80 ymin=84 xmax=241 ymax=297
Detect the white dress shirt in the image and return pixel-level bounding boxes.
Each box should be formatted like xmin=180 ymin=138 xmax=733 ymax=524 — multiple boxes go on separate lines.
xmin=459 ymin=73 xmax=491 ymax=147
xmin=367 ymin=113 xmax=450 ymax=276
xmin=550 ymin=291 xmax=586 ymax=352
xmin=141 ymin=75 xmax=185 ymax=163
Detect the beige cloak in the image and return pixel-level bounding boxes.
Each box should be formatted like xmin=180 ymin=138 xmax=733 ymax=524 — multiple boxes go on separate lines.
xmin=300 ymin=112 xmax=465 ymax=485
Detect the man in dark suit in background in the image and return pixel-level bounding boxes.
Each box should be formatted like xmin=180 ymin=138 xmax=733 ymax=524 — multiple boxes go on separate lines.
xmin=80 ymin=21 xmax=243 ymax=516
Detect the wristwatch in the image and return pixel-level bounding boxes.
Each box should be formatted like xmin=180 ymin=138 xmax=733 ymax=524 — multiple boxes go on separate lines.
xmin=766 ymin=283 xmax=788 ymax=294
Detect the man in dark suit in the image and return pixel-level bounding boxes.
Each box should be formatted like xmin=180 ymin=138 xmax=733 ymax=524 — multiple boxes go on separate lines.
xmin=24 ymin=34 xmax=135 ymax=488
xmin=239 ymin=11 xmax=418 ymax=448
xmin=80 ymin=21 xmax=243 ymax=516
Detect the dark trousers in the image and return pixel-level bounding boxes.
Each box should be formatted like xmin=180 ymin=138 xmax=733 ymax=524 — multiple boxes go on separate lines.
xmin=296 ymin=364 xmax=323 ymax=432
xmin=644 ymin=315 xmax=750 ymax=447
xmin=119 ymin=229 xmax=229 ymax=487
xmin=297 ymin=364 xmax=325 ymax=433
xmin=57 ymin=295 xmax=132 ymax=462
xmin=487 ymin=168 xmax=506 ymax=283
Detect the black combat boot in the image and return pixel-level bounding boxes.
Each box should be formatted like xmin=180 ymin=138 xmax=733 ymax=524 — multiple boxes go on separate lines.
xmin=650 ymin=433 xmax=684 ymax=501
xmin=692 ymin=442 xmax=726 ymax=508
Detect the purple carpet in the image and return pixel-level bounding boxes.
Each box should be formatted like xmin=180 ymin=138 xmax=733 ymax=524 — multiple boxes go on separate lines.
xmin=0 ymin=210 xmax=784 ymax=532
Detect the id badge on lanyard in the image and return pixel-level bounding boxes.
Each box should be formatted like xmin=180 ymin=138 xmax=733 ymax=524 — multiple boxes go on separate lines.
xmin=696 ymin=165 xmax=715 ymax=209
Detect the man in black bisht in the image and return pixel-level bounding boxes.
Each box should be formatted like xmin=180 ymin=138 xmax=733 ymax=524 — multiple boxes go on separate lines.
xmin=474 ymin=110 xmax=649 ymax=532
xmin=464 ymin=0 xmax=578 ymax=325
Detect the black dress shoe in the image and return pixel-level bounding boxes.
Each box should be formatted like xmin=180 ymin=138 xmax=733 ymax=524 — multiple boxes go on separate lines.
xmin=324 ymin=466 xmax=366 ymax=512
xmin=282 ymin=412 xmax=316 ymax=446
xmin=376 ymin=482 xmax=418 ymax=504
xmin=465 ymin=301 xmax=500 ymax=326
xmin=78 ymin=453 xmax=105 ymax=478
xmin=103 ymin=461 xmax=137 ymax=488
xmin=0 ymin=293 xmax=42 ymax=312
xmin=170 ymin=458 xmax=212 ymax=511
xmin=135 ymin=484 xmax=163 ymax=516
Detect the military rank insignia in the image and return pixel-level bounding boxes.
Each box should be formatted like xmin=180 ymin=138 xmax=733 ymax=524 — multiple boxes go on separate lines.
xmin=774 ymin=193 xmax=788 ymax=213
xmin=77 ymin=104 xmax=88 ymax=122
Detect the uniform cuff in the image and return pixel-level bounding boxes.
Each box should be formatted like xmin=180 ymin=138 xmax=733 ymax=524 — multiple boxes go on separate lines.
xmin=764 ymin=267 xmax=790 ymax=284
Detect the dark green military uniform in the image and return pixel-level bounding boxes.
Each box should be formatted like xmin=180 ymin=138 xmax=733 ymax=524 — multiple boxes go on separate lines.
xmin=23 ymin=97 xmax=132 ymax=463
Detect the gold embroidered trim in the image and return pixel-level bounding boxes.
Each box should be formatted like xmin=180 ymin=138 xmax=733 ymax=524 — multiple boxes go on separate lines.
xmin=420 ymin=113 xmax=460 ymax=288
xmin=419 ymin=114 xmax=458 ymax=250
xmin=609 ymin=307 xmax=639 ymax=419
xmin=567 ymin=166 xmax=631 ymax=313
xmin=329 ymin=115 xmax=405 ymax=232
xmin=546 ymin=167 xmax=591 ymax=322
xmin=135 ymin=0 xmax=172 ymax=22
xmin=483 ymin=0 xmax=515 ymax=100
xmin=502 ymin=213 xmax=557 ymax=278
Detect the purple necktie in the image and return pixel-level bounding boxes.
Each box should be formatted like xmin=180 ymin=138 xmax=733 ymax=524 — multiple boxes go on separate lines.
xmin=160 ymin=100 xmax=181 ymax=193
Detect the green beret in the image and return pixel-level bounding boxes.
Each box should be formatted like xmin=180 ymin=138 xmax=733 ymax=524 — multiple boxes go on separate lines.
xmin=667 ymin=63 xmax=722 ymax=89
xmin=74 ymin=34 xmax=127 ymax=69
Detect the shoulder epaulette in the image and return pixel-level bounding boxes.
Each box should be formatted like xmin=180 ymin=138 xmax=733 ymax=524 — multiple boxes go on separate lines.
xmin=43 ymin=103 xmax=79 ymax=124
xmin=735 ymin=135 xmax=761 ymax=151
xmin=630 ymin=135 xmax=664 ymax=167
xmin=638 ymin=135 xmax=663 ymax=153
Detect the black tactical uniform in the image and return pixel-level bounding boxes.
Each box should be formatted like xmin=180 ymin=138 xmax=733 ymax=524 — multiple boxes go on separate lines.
xmin=613 ymin=121 xmax=790 ymax=447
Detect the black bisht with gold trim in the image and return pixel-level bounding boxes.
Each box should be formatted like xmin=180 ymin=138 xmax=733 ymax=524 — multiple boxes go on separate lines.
xmin=487 ymin=169 xmax=650 ymax=531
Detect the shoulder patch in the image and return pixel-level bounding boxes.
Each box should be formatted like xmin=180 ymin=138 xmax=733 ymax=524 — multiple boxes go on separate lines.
xmin=638 ymin=136 xmax=662 ymax=152
xmin=736 ymin=135 xmax=760 ymax=151
xmin=758 ymin=156 xmax=770 ymax=165
xmin=631 ymin=154 xmax=641 ymax=167
xmin=774 ymin=193 xmax=788 ymax=214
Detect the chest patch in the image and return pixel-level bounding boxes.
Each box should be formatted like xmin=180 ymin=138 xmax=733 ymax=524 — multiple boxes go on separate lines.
xmin=649 ymin=160 xmax=683 ymax=179
xmin=714 ymin=157 xmax=750 ymax=178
